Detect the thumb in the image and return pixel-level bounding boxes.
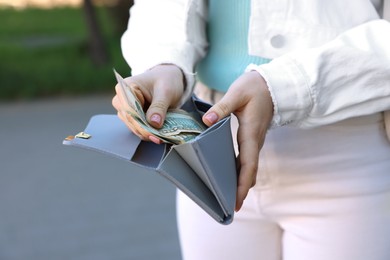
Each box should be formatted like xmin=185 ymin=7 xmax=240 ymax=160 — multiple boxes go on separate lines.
xmin=202 ymin=99 xmax=234 ymax=127
xmin=146 ymin=81 xmax=177 ymax=128
xmin=146 ymin=97 xmax=170 ymax=129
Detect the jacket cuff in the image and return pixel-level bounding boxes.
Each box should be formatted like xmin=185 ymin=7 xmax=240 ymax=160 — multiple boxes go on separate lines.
xmin=246 ymin=57 xmax=313 ymax=127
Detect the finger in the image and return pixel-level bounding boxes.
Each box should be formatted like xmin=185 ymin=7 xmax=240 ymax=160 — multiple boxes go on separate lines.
xmin=116 ymin=111 xmax=141 ymax=137
xmin=112 ymin=94 xmax=121 ymax=111
xmin=235 ymin=138 xmax=260 ymax=211
xmin=113 ymin=87 xmax=140 ymax=134
xmin=145 ymin=82 xmax=174 ymax=128
xmin=117 ymin=109 xmax=162 ymax=145
xmin=115 ymin=82 xmax=164 ymax=144
xmin=202 ymin=90 xmax=244 ymax=127
xmin=235 ymin=112 xmax=266 ymax=211
xmin=114 ymin=84 xmax=130 ymax=111
xmin=115 ymin=92 xmax=149 ymax=140
xmin=114 ymin=93 xmax=135 ymax=132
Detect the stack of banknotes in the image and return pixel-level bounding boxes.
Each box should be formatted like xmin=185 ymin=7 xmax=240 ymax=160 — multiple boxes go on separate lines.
xmin=114 ymin=70 xmax=206 ymax=145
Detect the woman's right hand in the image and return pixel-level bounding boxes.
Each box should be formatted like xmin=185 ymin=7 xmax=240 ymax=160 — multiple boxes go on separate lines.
xmin=112 ymin=64 xmax=185 ymax=144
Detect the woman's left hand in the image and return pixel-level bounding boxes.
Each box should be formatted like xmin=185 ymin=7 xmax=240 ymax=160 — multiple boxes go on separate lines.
xmin=202 ymin=71 xmax=274 ymax=212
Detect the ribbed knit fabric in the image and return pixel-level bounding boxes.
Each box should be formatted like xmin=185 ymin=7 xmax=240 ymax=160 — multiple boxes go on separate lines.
xmin=196 ymin=0 xmax=271 ymax=93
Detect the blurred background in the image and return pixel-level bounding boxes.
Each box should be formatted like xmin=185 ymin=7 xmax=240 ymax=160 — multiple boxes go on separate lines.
xmin=0 ymin=0 xmax=132 ymax=100
xmin=0 ymin=1 xmax=182 ymax=259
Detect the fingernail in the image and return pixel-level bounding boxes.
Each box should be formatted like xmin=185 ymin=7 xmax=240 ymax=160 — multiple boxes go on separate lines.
xmin=204 ymin=112 xmax=218 ymax=124
xmin=150 ymin=114 xmax=162 ymax=125
xmin=149 ymin=135 xmax=161 ymax=144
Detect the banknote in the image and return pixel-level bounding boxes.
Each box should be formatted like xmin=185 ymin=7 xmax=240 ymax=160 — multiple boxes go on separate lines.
xmin=114 ymin=70 xmax=206 ymax=145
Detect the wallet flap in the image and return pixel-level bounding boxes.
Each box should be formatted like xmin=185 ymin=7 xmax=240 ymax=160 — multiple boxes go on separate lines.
xmin=164 ymin=117 xmax=236 ymax=224
xmin=63 ymin=114 xmax=165 ymax=168
xmin=158 ymin=148 xmax=228 ymax=223
xmin=191 ymin=117 xmax=237 ymax=217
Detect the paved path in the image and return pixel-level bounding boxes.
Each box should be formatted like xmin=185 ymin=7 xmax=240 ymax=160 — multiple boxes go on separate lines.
xmin=0 ymin=95 xmax=181 ymax=260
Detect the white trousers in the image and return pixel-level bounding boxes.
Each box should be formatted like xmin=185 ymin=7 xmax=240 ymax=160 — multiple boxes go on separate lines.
xmin=177 ymin=84 xmax=390 ymax=260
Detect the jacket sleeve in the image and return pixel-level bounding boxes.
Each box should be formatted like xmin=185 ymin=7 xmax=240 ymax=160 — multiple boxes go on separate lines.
xmin=248 ymin=19 xmax=390 ymax=128
xmin=121 ymin=0 xmax=208 ymax=103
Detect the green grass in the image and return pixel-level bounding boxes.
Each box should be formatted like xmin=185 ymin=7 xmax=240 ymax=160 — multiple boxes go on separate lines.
xmin=0 ymin=7 xmax=131 ymax=100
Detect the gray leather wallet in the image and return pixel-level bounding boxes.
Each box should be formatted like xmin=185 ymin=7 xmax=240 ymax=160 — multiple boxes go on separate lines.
xmin=63 ymin=97 xmax=237 ymax=224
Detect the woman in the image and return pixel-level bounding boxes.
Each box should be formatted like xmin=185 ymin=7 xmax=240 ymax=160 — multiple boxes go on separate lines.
xmin=113 ymin=1 xmax=390 ymax=259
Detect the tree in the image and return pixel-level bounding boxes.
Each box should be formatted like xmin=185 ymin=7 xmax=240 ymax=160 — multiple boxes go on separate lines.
xmin=83 ymin=0 xmax=109 ymax=66
xmin=107 ymin=0 xmax=134 ymax=36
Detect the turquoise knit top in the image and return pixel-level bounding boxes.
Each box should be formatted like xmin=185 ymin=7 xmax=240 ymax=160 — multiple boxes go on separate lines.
xmin=196 ymin=0 xmax=271 ymax=93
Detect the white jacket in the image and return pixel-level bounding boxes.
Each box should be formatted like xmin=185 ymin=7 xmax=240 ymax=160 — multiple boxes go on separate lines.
xmin=121 ymin=0 xmax=390 ymax=128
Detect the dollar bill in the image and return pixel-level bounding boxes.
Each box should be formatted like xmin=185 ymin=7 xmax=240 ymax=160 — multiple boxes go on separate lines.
xmin=114 ymin=70 xmax=206 ymax=145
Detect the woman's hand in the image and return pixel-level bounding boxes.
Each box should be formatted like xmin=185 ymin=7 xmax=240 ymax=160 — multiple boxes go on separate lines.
xmin=202 ymin=71 xmax=274 ymax=212
xmin=112 ymin=64 xmax=185 ymax=144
